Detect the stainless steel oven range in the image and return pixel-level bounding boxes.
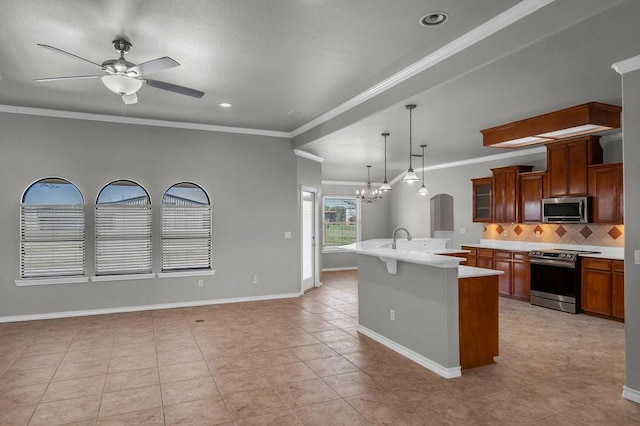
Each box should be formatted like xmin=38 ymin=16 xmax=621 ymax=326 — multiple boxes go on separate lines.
xmin=529 ymin=249 xmax=599 ymax=314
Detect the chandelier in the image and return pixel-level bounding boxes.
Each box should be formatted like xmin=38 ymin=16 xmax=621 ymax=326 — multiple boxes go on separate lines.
xmin=356 ymin=165 xmax=382 ymax=203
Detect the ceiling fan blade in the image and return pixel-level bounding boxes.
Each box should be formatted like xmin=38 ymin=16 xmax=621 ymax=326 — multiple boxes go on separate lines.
xmin=35 ymin=75 xmax=103 ymax=82
xmin=37 ymin=44 xmax=105 ymax=70
xmin=126 ymin=57 xmax=179 ymax=76
xmin=122 ymin=93 xmax=138 ymax=105
xmin=144 ymin=79 xmax=205 ymax=98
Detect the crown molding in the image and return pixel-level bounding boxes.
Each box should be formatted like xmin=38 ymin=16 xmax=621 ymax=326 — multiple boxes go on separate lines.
xmin=612 ymin=54 xmax=640 ymax=75
xmin=389 ymin=146 xmax=547 ymax=186
xmin=293 ymin=149 xmax=324 ymax=163
xmin=0 ymin=104 xmax=291 ymax=139
xmin=291 ymin=0 xmax=554 ymax=138
xmin=322 ymin=180 xmax=367 ymax=186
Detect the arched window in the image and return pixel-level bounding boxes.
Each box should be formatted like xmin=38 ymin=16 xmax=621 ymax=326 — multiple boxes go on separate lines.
xmin=162 ymin=182 xmax=212 ymax=271
xmin=95 ymin=180 xmax=152 ymax=275
xmin=21 ymin=177 xmax=85 ymax=278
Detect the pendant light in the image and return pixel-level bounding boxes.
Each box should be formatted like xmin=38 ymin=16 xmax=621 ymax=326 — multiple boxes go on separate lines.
xmin=356 ymin=165 xmax=382 ymax=203
xmin=402 ymin=104 xmax=420 ymax=183
xmin=379 ymin=132 xmax=392 ymax=191
xmin=417 ymin=144 xmax=429 ymax=196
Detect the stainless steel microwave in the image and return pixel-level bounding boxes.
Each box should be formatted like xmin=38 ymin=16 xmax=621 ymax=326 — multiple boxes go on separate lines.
xmin=542 ymin=196 xmax=591 ymax=223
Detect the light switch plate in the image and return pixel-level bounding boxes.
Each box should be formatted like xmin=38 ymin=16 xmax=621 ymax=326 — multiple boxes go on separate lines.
xmin=284 ymin=231 xmax=292 ymax=239
xmin=635 ymin=250 xmax=640 ymax=265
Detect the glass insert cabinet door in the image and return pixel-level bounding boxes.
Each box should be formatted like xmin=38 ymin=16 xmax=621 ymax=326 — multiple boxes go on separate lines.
xmin=472 ymin=177 xmax=492 ymax=222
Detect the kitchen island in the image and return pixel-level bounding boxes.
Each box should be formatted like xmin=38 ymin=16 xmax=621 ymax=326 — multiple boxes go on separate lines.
xmin=340 ymin=239 xmax=503 ymax=378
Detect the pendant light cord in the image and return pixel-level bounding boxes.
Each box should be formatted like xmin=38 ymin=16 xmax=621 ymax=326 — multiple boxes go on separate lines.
xmin=408 ymin=107 xmax=413 ymax=169
xmin=383 ymin=133 xmax=388 ymax=182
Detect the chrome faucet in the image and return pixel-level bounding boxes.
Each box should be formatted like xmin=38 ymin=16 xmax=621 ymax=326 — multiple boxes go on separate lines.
xmin=392 ymin=227 xmax=412 ymax=249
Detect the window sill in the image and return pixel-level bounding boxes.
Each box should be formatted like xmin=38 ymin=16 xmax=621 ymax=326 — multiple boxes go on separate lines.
xmin=15 ymin=277 xmax=90 ymax=286
xmin=322 ymin=246 xmax=354 ymax=254
xmin=157 ymin=270 xmax=216 ymax=278
xmin=90 ymin=273 xmax=156 ymax=282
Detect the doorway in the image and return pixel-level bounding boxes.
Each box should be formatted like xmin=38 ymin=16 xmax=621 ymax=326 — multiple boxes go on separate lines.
xmin=301 ymin=188 xmax=318 ymax=292
xmin=430 ymin=194 xmax=454 ymax=248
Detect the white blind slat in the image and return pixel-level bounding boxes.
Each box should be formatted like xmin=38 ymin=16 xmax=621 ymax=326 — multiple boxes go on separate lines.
xmin=162 ymin=205 xmax=212 ymax=271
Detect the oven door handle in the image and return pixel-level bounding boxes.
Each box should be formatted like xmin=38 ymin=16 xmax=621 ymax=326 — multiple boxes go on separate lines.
xmin=529 ymin=258 xmax=576 ymax=268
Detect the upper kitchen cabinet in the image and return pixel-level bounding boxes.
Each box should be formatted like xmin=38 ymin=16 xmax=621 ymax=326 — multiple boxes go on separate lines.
xmin=519 ymin=171 xmax=545 ymax=223
xmin=589 ymin=162 xmax=623 ymax=224
xmin=491 ymin=166 xmax=533 ymax=223
xmin=471 ymin=177 xmax=492 ymax=223
xmin=546 ymin=136 xmax=603 ymax=197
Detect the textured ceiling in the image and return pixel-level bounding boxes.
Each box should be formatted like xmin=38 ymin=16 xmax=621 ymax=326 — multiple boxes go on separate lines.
xmin=0 ymin=0 xmax=637 ymax=181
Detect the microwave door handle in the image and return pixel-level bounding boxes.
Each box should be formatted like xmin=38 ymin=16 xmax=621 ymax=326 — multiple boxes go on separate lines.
xmin=579 ymin=199 xmax=584 ymax=219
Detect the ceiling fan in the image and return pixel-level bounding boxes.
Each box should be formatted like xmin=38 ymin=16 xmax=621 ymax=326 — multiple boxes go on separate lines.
xmin=35 ymin=39 xmax=205 ymax=105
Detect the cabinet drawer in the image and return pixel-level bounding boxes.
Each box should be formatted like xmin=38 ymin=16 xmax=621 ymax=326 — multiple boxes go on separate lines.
xmin=582 ymin=258 xmax=611 ymax=271
xmin=613 ymin=260 xmax=624 ymax=272
xmin=494 ymin=250 xmax=513 ymax=260
xmin=477 ymin=248 xmax=494 ymax=258
xmin=461 ymin=246 xmax=477 ymax=256
xmin=513 ymin=252 xmax=530 ymax=262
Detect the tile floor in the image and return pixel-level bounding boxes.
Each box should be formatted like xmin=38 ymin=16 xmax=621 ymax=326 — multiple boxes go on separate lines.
xmin=1 ymin=270 xmax=639 ymax=425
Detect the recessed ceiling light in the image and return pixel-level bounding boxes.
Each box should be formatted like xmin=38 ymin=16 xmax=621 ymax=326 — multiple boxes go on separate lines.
xmin=420 ymin=12 xmax=448 ymax=27
xmin=218 ymin=102 xmax=232 ymax=108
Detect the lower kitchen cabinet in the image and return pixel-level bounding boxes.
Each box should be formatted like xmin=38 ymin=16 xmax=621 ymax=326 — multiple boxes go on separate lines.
xmin=476 ymin=248 xmax=494 ymax=269
xmin=494 ymin=250 xmax=530 ymax=300
xmin=582 ymin=257 xmax=624 ymax=321
xmin=460 ymin=246 xmax=477 ymax=267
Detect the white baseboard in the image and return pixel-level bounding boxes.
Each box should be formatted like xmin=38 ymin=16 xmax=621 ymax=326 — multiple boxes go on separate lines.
xmin=0 ymin=292 xmax=303 ymax=323
xmin=357 ymin=324 xmax=461 ymax=379
xmin=321 ymin=267 xmax=357 ymax=272
xmin=623 ymin=385 xmax=640 ymax=404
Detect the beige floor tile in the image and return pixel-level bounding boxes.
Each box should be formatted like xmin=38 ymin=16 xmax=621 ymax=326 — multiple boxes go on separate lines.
xmin=212 ymin=369 xmax=271 ymax=396
xmin=113 ymin=332 xmax=155 ymax=346
xmin=10 ymin=352 xmax=64 ymax=371
xmin=304 ymin=355 xmax=359 ymax=377
xmin=294 ymin=399 xmax=368 ymax=425
xmin=68 ymin=338 xmax=113 ymax=352
xmin=61 ymin=348 xmax=112 ymax=365
xmin=0 ymin=404 xmax=36 ymax=426
xmin=222 ymin=387 xmax=287 ymax=420
xmin=273 ymin=378 xmax=340 ymax=408
xmin=163 ymin=397 xmax=231 ymax=425
xmin=99 ymin=385 xmax=162 ymax=418
xmin=233 ymin=409 xmax=302 ymax=426
xmin=161 ymin=376 xmax=220 ymax=406
xmin=290 ymin=343 xmax=338 ymax=361
xmin=103 ymin=367 xmax=159 ymax=393
xmin=107 ymin=354 xmax=157 ymax=374
xmin=109 ymin=341 xmax=156 ymax=359
xmin=41 ymin=375 xmax=106 ymax=403
xmin=322 ymin=370 xmax=381 ymax=398
xmin=53 ymin=359 xmax=109 ymax=382
xmin=0 ymin=383 xmax=48 ymax=410
xmin=0 ymin=366 xmax=56 ymax=388
xmin=158 ymin=359 xmax=210 ymax=383
xmin=29 ymin=394 xmax=101 ymax=426
xmin=23 ymin=341 xmax=70 ymax=355
xmin=261 ymin=349 xmax=299 ymax=366
xmin=97 ymin=407 xmax=165 ymax=425
xmin=310 ymin=329 xmax=353 ymax=343
xmin=206 ymin=353 xmax=265 ymax=374
xmin=261 ymin=362 xmax=318 ymax=385
xmin=156 ymin=347 xmax=203 ymax=366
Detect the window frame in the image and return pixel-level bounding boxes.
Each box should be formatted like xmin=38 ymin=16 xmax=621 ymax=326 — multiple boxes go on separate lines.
xmin=322 ymin=195 xmax=361 ymax=253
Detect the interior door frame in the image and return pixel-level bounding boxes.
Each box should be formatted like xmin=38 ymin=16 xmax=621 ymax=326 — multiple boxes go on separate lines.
xmin=300 ymin=186 xmax=320 ymax=292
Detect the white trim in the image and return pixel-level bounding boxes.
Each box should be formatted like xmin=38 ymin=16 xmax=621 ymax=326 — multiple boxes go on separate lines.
xmin=321 ymin=267 xmax=357 ymax=272
xmin=0 ymin=291 xmax=303 ymax=323
xmin=300 ymin=185 xmax=319 ymax=194
xmin=15 ymin=277 xmax=90 ymax=287
xmin=322 ymin=180 xmax=366 ymax=186
xmin=322 ymin=247 xmax=352 ymax=254
xmin=0 ymin=104 xmax=290 ymax=139
xmin=389 ymin=146 xmax=547 ymax=185
xmin=291 ymin=0 xmax=554 ymax=137
xmin=612 ymin=55 xmax=640 ymax=75
xmin=294 ymin=149 xmax=324 ymax=163
xmin=357 ymin=324 xmax=461 ymax=379
xmin=90 ymin=273 xmax=156 ymax=282
xmin=623 ymin=386 xmax=640 ymax=404
xmin=157 ymin=270 xmax=216 ymax=278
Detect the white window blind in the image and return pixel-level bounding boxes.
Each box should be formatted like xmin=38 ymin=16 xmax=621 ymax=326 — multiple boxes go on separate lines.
xmin=95 ymin=205 xmax=152 ymax=275
xmin=162 ymin=205 xmax=212 ymax=271
xmin=20 ymin=204 xmax=85 ymax=278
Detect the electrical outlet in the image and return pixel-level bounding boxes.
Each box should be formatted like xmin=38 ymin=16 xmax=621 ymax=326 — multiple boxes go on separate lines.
xmin=635 ymin=250 xmax=640 ymax=265
xmin=390 ymin=309 xmax=395 ymax=321
xmin=535 ymin=230 xmax=541 ymax=238
xmin=198 ymin=279 xmax=204 ymax=287
xmin=460 ymin=227 xmax=466 ymax=234
xmin=284 ymin=231 xmax=292 ymax=239
xmin=252 ymin=274 xmax=258 ymax=284
xmin=502 ymin=230 xmax=508 ymax=237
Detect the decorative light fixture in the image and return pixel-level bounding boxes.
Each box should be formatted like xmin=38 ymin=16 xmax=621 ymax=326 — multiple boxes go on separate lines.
xmin=481 ymin=102 xmax=621 ymax=148
xmin=101 ymin=75 xmax=143 ymax=105
xmin=356 ymin=165 xmax=382 ymax=204
xmin=420 ymin=12 xmax=448 ymax=27
xmin=379 ymin=132 xmax=392 ymax=191
xmin=417 ymin=145 xmax=429 ymax=196
xmin=402 ymin=104 xmax=420 ymax=183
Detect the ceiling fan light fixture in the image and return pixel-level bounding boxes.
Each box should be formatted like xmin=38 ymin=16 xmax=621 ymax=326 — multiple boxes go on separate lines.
xmin=101 ymin=74 xmax=143 ymax=95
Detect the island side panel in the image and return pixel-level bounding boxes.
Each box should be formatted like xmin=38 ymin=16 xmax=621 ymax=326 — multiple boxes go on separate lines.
xmin=357 ymin=254 xmax=460 ymax=371
xmin=458 ymin=275 xmax=499 ymax=369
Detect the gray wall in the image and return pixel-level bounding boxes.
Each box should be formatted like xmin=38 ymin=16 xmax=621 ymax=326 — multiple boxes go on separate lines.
xmin=321 ymin=183 xmax=391 ymax=270
xmin=0 ymin=112 xmax=299 ymax=318
xmin=621 ymin=67 xmax=640 ymax=395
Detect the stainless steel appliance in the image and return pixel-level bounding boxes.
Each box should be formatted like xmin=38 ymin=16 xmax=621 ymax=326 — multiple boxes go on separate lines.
xmin=542 ymin=196 xmax=591 ymax=223
xmin=529 ymin=248 xmax=599 ymax=313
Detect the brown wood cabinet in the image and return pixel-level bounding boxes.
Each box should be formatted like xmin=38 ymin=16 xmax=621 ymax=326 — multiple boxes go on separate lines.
xmin=476 ymin=248 xmax=494 ymax=269
xmin=589 ymin=162 xmax=623 ymax=223
xmin=493 ymin=250 xmax=530 ymax=300
xmin=461 ymin=246 xmax=477 ymax=267
xmin=582 ymin=257 xmax=624 ymax=321
xmin=491 ymin=166 xmax=533 ymax=223
xmin=546 ymin=136 xmax=603 ymax=197
xmin=471 ymin=177 xmax=492 ymax=222
xmin=519 ymin=171 xmax=545 ymax=223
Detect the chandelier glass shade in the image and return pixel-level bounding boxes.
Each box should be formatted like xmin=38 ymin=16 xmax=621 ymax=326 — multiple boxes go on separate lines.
xmin=356 ymin=165 xmax=382 ymax=203
xmin=402 ymin=104 xmax=420 ymax=183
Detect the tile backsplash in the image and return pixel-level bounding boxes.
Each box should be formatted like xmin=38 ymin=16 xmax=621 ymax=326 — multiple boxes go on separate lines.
xmin=483 ymin=223 xmax=624 ymax=247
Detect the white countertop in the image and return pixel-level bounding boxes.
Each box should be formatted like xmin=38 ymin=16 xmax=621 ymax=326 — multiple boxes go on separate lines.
xmin=461 ymin=239 xmax=624 ymax=260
